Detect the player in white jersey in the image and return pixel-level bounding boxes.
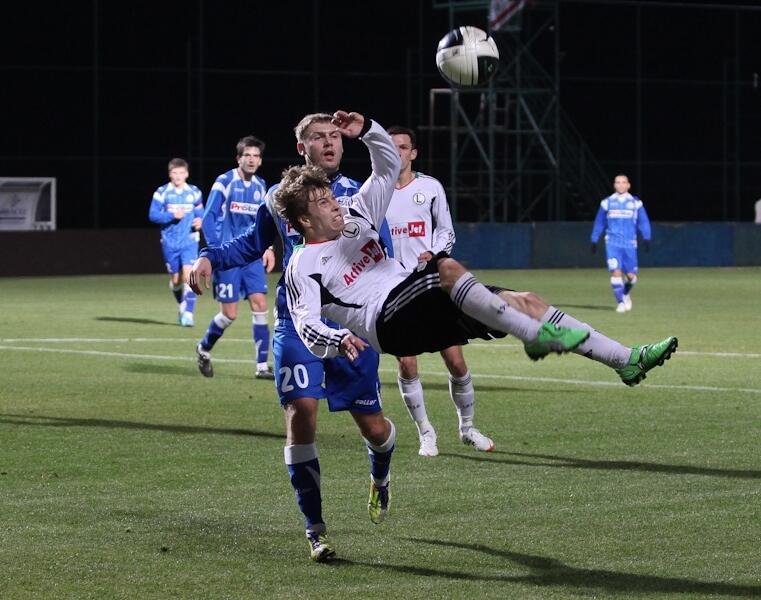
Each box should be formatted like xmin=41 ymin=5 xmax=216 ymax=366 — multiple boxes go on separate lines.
xmin=148 ymin=158 xmax=204 ymax=326
xmin=250 ymin=113 xmax=677 ymax=392
xmin=385 ymin=125 xmax=492 ymax=457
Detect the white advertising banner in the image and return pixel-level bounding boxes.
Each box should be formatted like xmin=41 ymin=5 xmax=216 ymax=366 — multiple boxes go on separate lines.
xmin=0 ymin=178 xmax=56 ymax=230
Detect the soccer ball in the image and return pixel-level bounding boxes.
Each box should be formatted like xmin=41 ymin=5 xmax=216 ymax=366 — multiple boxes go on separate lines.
xmin=435 ymin=26 xmax=500 ymax=87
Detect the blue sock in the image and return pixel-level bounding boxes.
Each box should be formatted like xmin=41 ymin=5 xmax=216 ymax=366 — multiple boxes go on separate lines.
xmin=365 ymin=419 xmax=396 ymax=487
xmin=610 ymin=276 xmax=625 ymax=303
xmin=252 ymin=312 xmax=270 ymax=364
xmin=200 ymin=312 xmax=233 ymax=351
xmin=285 ymin=444 xmax=323 ymax=530
xmin=182 ymin=285 xmax=197 ymax=314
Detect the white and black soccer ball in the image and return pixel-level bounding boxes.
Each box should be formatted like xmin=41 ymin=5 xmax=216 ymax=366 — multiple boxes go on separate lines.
xmin=435 ymin=26 xmax=500 ymax=87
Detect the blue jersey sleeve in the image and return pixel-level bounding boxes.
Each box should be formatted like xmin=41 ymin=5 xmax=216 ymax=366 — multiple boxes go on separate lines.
xmin=149 ymin=198 xmax=176 ymax=225
xmin=202 ymin=185 xmax=225 ymax=246
xmin=637 ymin=203 xmax=651 ymax=241
xmin=378 ymin=219 xmax=394 ymax=258
xmin=590 ymin=204 xmax=607 ymax=243
xmin=192 ymin=186 xmax=204 ymax=218
xmin=200 ymin=203 xmax=276 ymax=270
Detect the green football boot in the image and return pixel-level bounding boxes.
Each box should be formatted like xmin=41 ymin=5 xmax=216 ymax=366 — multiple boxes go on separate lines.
xmin=305 ymin=529 xmax=336 ymax=562
xmin=524 ymin=323 xmax=590 ymax=361
xmin=368 ymin=477 xmax=390 ymax=525
xmin=616 ymin=336 xmax=678 ymax=386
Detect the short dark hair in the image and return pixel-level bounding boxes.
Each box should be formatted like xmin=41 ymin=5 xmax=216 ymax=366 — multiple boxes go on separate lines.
xmin=273 ymin=164 xmax=331 ymax=235
xmin=387 ymin=125 xmax=416 ymax=148
xmin=614 ymin=173 xmax=630 ymax=182
xmin=167 ymin=157 xmax=188 ymax=171
xmin=236 ymin=135 xmax=265 ymax=158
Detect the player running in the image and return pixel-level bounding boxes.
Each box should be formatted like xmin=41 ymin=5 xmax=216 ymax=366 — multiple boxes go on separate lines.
xmin=148 ymin=157 xmax=204 ymax=326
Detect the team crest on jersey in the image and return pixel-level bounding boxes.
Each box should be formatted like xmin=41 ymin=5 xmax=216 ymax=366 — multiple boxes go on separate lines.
xmin=342 ymin=222 xmax=360 ymax=238
xmin=412 ymin=192 xmax=426 ymax=205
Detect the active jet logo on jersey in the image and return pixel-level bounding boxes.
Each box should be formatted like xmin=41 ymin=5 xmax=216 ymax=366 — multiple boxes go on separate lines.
xmin=390 ymin=221 xmax=426 ymax=238
xmin=412 ymin=192 xmax=426 ymax=205
xmin=230 ymin=201 xmax=258 ymax=214
xmin=343 ymin=240 xmax=383 ymax=286
xmin=342 ymin=222 xmax=360 ymax=238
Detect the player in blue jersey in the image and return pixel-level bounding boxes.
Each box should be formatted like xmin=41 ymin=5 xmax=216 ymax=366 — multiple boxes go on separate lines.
xmin=148 ymin=158 xmax=204 ymax=326
xmin=591 ymin=174 xmax=652 ymax=313
xmin=189 ymin=111 xmax=397 ymax=563
xmin=196 ymin=136 xmax=275 ymax=379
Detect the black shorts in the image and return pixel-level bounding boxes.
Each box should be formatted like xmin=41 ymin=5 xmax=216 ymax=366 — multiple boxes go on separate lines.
xmin=375 ymin=252 xmax=507 ymax=356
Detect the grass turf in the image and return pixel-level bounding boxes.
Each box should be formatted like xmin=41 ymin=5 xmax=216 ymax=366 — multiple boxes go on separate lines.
xmin=1 ymin=267 xmax=759 ymax=599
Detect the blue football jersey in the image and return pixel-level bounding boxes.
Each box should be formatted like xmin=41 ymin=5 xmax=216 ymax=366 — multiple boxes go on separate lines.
xmin=591 ymin=193 xmax=651 ymax=249
xmin=201 ymin=168 xmax=267 ymax=246
xmin=148 ymin=182 xmax=204 ymax=249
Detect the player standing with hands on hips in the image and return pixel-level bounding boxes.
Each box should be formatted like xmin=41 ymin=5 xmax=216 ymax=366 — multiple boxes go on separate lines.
xmin=590 ymin=174 xmax=652 ymax=313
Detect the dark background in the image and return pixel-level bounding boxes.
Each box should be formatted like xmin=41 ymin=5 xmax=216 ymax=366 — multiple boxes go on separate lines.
xmin=1 ymin=0 xmax=760 ymax=229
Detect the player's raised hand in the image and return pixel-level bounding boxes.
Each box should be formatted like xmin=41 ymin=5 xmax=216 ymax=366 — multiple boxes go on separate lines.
xmin=188 ymin=256 xmax=212 ymax=294
xmin=331 ymin=111 xmax=365 ymax=139
xmin=191 ymin=217 xmax=202 ymax=231
xmin=340 ymin=333 xmax=368 ymax=362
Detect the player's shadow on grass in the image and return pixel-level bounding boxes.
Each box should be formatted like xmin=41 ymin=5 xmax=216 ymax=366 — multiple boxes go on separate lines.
xmin=95 ymin=316 xmax=176 ymax=326
xmin=417 ymin=382 xmax=554 ymax=394
xmin=334 ymin=537 xmax=760 ymax=597
xmin=555 ymin=303 xmax=613 ymax=312
xmin=439 ymin=450 xmax=761 ymax=480
xmin=0 ymin=414 xmax=284 ymax=440
xmin=124 ymin=362 xmax=253 ymax=381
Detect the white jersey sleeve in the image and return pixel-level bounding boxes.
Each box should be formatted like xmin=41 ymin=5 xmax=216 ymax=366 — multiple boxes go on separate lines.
xmin=429 ymin=178 xmax=455 ymax=255
xmin=285 ymin=247 xmax=352 ymax=359
xmin=351 ymin=120 xmax=401 ymax=229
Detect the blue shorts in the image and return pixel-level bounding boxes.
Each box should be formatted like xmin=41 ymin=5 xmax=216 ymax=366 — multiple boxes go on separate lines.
xmin=213 ymin=261 xmax=267 ymax=303
xmin=605 ymin=245 xmax=639 ymax=274
xmin=272 ymin=319 xmax=382 ymax=414
xmin=162 ymin=242 xmax=198 ymax=274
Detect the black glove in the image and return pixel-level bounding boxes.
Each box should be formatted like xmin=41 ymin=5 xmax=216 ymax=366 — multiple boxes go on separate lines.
xmin=590 ymin=242 xmax=597 ymax=254
xmin=642 ymin=240 xmax=650 ymax=252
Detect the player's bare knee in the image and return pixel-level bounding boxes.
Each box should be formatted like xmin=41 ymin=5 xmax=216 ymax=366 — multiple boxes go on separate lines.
xmin=397 ymin=356 xmax=418 ymax=379
xmin=440 ymin=347 xmax=467 ymax=376
xmin=437 ymin=257 xmax=466 ymax=292
xmin=523 ymin=291 xmax=549 ymax=317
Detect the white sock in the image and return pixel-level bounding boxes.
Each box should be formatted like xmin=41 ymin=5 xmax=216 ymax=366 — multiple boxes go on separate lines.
xmin=397 ymin=375 xmax=432 ymax=435
xmin=450 ymin=273 xmax=541 ymax=342
xmin=449 ymin=371 xmax=474 ymax=430
xmin=542 ymin=306 xmax=630 ymax=368
xmin=213 ymin=312 xmax=234 ymax=329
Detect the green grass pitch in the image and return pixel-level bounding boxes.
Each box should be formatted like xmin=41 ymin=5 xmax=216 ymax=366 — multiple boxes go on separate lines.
xmin=1 ymin=267 xmax=760 ymax=599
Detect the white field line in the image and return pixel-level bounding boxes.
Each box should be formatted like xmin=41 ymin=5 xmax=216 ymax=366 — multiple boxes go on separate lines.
xmin=0 ymin=338 xmax=759 ymax=359
xmin=1 ymin=344 xmax=759 ymax=395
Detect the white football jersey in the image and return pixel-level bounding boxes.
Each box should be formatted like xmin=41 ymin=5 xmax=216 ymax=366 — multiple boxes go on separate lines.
xmin=285 ymin=120 xmax=404 ymax=358
xmin=387 ymin=173 xmax=455 ymax=269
